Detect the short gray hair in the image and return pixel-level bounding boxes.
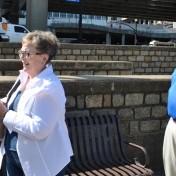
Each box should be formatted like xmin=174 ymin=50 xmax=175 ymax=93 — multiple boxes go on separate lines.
xmin=22 ymin=30 xmax=60 ymax=63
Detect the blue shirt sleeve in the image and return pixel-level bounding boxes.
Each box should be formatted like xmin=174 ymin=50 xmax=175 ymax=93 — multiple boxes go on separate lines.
xmin=168 ymin=69 xmax=176 ymax=119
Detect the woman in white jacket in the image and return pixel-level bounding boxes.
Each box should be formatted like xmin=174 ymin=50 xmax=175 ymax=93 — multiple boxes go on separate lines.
xmin=0 ymin=30 xmax=73 ymax=176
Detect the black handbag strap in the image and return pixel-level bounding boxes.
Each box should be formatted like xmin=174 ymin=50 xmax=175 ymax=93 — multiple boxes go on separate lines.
xmin=5 ymin=80 xmax=21 ymax=107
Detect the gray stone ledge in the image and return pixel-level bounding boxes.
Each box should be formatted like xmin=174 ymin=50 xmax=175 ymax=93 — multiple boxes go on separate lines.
xmin=0 ymin=43 xmax=175 ymax=52
xmin=0 ymin=59 xmax=132 ymax=72
xmin=0 ymin=75 xmax=171 ymax=96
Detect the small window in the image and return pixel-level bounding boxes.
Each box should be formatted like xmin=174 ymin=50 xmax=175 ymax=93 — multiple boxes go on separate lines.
xmin=54 ymin=12 xmax=60 ymax=18
xmin=102 ymin=16 xmax=106 ymax=20
xmin=95 ymin=16 xmax=101 ymax=20
xmin=48 ymin=12 xmax=52 ymax=18
xmin=73 ymin=14 xmax=79 ymax=18
xmin=60 ymin=13 xmax=66 ymax=18
xmin=82 ymin=15 xmax=87 ymax=19
xmin=88 ymin=15 xmax=94 ymax=19
xmin=67 ymin=13 xmax=73 ymax=18
xmin=14 ymin=26 xmax=27 ymax=33
xmin=111 ymin=17 xmax=117 ymax=20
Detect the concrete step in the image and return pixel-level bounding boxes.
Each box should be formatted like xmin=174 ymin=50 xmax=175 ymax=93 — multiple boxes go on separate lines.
xmin=0 ymin=59 xmax=133 ymax=76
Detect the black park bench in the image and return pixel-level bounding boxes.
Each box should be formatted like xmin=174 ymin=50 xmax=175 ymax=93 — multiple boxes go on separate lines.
xmin=65 ymin=115 xmax=154 ymax=176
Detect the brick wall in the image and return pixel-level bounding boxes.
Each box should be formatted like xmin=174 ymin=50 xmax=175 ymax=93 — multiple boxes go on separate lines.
xmin=0 ymin=43 xmax=176 ymax=75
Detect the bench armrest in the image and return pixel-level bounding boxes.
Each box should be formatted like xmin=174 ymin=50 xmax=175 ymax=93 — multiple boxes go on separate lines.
xmin=129 ymin=142 xmax=150 ymax=167
xmin=121 ymin=138 xmax=150 ymax=168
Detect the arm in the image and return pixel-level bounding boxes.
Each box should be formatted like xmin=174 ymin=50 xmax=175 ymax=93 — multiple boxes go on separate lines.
xmin=3 ymin=86 xmax=66 ymax=140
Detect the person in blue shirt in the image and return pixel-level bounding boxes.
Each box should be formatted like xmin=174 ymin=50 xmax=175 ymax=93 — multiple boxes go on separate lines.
xmin=163 ymin=69 xmax=176 ymax=176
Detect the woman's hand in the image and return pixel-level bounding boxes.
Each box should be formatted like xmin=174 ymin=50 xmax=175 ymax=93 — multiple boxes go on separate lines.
xmin=0 ymin=100 xmax=8 ymax=117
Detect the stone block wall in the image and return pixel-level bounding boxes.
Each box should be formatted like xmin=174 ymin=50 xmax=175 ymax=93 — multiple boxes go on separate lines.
xmin=61 ymin=75 xmax=170 ymax=134
xmin=0 ymin=42 xmax=173 ymax=174
xmin=0 ymin=59 xmax=133 ymax=76
xmin=56 ymin=44 xmax=176 ymax=75
xmin=0 ymin=43 xmax=175 ymax=75
xmin=62 ymin=75 xmax=170 ymax=174
xmin=0 ymin=75 xmax=171 ymax=173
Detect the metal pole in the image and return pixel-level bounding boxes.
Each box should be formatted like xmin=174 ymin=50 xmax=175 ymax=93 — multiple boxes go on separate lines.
xmin=78 ymin=0 xmax=82 ymax=43
xmin=135 ymin=20 xmax=137 ymax=45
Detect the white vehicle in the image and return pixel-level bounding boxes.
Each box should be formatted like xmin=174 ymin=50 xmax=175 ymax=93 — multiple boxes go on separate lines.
xmin=0 ymin=17 xmax=9 ymax=42
xmin=6 ymin=23 xmax=30 ymax=42
xmin=149 ymin=40 xmax=176 ymax=47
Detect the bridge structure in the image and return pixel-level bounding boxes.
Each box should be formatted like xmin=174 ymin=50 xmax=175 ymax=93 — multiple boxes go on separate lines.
xmin=49 ymin=22 xmax=176 ymax=45
xmin=0 ymin=0 xmax=176 ymax=30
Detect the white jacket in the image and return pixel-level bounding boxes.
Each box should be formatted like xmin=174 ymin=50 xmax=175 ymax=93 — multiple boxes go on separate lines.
xmin=1 ymin=64 xmax=73 ymax=176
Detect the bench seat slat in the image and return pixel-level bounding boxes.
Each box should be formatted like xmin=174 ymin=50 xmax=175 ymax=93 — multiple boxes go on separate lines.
xmin=86 ymin=117 xmax=126 ymax=176
xmin=103 ymin=116 xmax=143 ymax=175
xmin=94 ymin=117 xmax=131 ymax=175
xmin=82 ymin=117 xmax=118 ymax=176
xmin=104 ymin=115 xmax=144 ymax=175
xmin=69 ymin=118 xmax=98 ymax=176
xmin=75 ymin=118 xmax=111 ymax=176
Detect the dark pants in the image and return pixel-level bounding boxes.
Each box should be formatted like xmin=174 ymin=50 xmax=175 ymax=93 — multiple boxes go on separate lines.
xmin=56 ymin=166 xmax=67 ymax=176
xmin=6 ymin=151 xmax=24 ymax=176
xmin=5 ymin=151 xmax=67 ymax=176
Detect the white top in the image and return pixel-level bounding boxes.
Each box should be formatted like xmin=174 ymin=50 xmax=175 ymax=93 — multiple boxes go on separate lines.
xmin=1 ymin=64 xmax=73 ymax=176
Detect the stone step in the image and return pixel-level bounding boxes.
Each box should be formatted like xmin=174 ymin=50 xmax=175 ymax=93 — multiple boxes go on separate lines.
xmin=0 ymin=59 xmax=133 ymax=76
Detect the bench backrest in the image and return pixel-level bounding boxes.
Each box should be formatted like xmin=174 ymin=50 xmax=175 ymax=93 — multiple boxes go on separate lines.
xmin=65 ymin=115 xmax=130 ymax=168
